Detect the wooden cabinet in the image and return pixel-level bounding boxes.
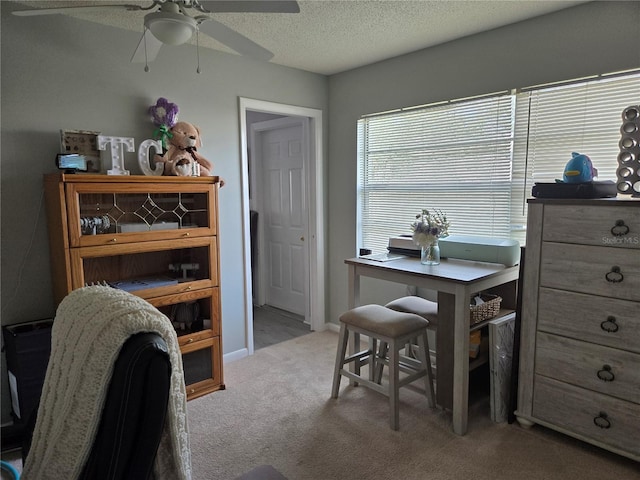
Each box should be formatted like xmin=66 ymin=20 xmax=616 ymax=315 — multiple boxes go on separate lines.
xmin=516 ymin=198 xmax=640 ymax=461
xmin=43 ymin=174 xmax=224 ymax=399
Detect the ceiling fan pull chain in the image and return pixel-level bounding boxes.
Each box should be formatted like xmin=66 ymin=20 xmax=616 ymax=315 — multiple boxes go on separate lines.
xmin=144 ymin=26 xmax=150 ymax=72
xmin=196 ymin=28 xmax=201 ymax=74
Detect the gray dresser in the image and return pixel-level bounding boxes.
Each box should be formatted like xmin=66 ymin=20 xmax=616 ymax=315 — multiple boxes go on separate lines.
xmin=516 ymin=198 xmax=640 ymax=462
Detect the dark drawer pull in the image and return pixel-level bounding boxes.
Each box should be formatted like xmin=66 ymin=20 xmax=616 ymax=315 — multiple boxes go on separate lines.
xmin=600 ymin=316 xmax=619 ymax=333
xmin=597 ymin=364 xmax=615 ymax=382
xmin=610 ymin=220 xmax=630 ymax=237
xmin=593 ymin=412 xmax=611 ymax=429
xmin=605 ymin=266 xmax=623 ymax=283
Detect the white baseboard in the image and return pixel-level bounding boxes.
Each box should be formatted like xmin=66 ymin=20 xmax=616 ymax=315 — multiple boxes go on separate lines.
xmin=224 ymin=348 xmax=249 ymax=364
xmin=326 ymin=322 xmax=340 ymax=333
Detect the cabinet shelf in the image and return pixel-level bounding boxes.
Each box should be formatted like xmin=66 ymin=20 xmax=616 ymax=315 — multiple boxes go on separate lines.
xmin=469 ymin=308 xmax=515 ymax=332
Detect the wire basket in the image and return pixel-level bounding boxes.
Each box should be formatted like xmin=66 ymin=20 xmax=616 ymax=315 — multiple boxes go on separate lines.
xmin=470 ymin=294 xmax=502 ymax=325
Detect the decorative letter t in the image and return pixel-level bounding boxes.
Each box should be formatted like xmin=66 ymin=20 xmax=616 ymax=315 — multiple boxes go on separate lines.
xmin=97 ymin=135 xmax=135 ymax=175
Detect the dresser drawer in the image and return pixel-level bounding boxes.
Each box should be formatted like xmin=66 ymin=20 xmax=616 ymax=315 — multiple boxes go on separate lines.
xmin=540 ymin=242 xmax=640 ymax=301
xmin=535 ymin=331 xmax=640 ymax=403
xmin=533 ymin=376 xmax=640 ymax=457
xmin=542 ymin=204 xmax=640 ymax=249
xmin=537 ymin=288 xmax=640 ymax=353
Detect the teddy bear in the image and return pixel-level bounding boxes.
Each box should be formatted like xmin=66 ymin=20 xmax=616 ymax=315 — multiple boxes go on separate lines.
xmin=155 ymin=121 xmax=214 ymax=177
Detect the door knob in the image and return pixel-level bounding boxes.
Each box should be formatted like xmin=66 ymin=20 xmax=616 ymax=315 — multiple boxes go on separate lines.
xmin=300 ymin=236 xmax=305 ymax=241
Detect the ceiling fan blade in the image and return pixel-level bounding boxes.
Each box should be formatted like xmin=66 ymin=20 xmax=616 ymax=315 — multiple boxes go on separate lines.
xmin=131 ymin=29 xmax=164 ymax=63
xmin=198 ymin=1 xmax=299 ymax=14
xmin=12 ymin=4 xmax=145 ymax=17
xmin=198 ymin=18 xmax=274 ymax=61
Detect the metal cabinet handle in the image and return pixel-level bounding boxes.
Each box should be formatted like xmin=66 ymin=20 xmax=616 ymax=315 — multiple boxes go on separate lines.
xmin=610 ymin=220 xmax=630 ymax=237
xmin=605 ymin=266 xmax=623 ymax=283
xmin=597 ymin=364 xmax=615 ymax=382
xmin=593 ymin=412 xmax=611 ymax=429
xmin=600 ymin=316 xmax=619 ymax=333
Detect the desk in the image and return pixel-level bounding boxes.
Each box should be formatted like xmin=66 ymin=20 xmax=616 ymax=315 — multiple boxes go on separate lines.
xmin=345 ymin=256 xmax=519 ymax=435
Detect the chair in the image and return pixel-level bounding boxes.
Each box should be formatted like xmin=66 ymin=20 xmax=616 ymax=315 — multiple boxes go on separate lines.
xmin=24 ymin=332 xmax=171 ymax=479
xmin=21 ymin=286 xmax=191 ymax=480
xmin=331 ymin=304 xmax=436 ymax=430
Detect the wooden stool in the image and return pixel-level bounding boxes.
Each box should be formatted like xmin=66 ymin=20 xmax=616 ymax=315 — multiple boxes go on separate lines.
xmin=331 ymin=304 xmax=436 ymax=430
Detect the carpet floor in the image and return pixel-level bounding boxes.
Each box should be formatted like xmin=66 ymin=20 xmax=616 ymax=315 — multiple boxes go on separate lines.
xmin=4 ymin=330 xmax=637 ymax=479
xmin=187 ymin=330 xmax=639 ymax=480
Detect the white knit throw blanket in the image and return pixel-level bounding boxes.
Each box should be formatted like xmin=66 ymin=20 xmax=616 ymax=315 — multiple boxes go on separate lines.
xmin=22 ymin=286 xmax=192 ymax=480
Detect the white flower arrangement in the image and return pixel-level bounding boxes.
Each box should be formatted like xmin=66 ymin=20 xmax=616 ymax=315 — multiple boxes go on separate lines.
xmin=411 ymin=209 xmax=450 ymax=247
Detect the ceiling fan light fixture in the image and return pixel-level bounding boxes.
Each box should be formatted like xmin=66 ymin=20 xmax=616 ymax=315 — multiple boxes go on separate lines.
xmin=144 ymin=11 xmax=197 ymax=46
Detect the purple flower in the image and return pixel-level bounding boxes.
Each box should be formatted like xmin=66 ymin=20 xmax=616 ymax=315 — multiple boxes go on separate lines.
xmin=149 ymin=97 xmax=179 ymax=128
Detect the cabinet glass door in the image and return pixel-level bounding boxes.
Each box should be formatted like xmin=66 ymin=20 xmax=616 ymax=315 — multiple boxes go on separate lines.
xmin=71 ymin=237 xmax=218 ymax=296
xmin=152 ymin=287 xmax=221 ymax=338
xmin=181 ymin=337 xmax=222 ymax=399
xmin=66 ymin=183 xmax=216 ymax=247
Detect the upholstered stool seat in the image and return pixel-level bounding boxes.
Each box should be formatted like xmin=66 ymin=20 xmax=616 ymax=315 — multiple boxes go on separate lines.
xmin=385 ymin=296 xmax=439 ymax=328
xmin=331 ymin=304 xmax=436 ymax=430
xmin=386 ymin=295 xmax=439 ymax=361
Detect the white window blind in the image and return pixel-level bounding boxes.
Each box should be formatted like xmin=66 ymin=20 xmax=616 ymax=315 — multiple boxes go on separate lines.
xmin=357 ymin=71 xmax=640 ymax=253
xmin=510 ymin=73 xmax=640 ymax=243
xmin=357 ymin=94 xmax=515 ymax=253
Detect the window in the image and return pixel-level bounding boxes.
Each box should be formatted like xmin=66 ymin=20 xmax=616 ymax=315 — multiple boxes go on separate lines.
xmin=357 ymin=71 xmax=640 ymax=252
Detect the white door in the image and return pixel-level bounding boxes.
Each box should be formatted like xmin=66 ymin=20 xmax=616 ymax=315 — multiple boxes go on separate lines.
xmin=254 ymin=118 xmax=308 ymax=316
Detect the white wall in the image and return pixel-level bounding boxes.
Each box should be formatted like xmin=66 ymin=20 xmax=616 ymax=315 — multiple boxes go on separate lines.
xmin=0 ymin=3 xmax=328 ymax=423
xmin=326 ymin=1 xmax=640 ymax=325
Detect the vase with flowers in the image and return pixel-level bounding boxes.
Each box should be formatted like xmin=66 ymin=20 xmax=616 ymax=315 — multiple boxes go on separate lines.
xmin=411 ymin=208 xmax=450 ymax=265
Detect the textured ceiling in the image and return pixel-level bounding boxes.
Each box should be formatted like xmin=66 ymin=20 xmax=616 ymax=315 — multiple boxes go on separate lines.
xmin=10 ymin=0 xmax=589 ymax=75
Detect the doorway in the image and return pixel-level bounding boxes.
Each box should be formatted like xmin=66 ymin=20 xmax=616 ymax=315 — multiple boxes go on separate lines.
xmin=239 ymin=98 xmax=325 ymax=355
xmin=250 ymin=116 xmax=308 ymax=315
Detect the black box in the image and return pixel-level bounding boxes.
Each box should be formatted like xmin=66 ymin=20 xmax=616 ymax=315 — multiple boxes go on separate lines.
xmin=2 ymin=319 xmax=53 ymax=423
xmin=532 ymin=181 xmax=618 ymax=199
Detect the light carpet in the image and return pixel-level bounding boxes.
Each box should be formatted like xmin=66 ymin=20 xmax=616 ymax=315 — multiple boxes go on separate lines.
xmin=187 ymin=330 xmax=639 ymax=480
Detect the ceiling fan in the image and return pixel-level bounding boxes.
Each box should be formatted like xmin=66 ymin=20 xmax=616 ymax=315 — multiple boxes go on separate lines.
xmin=12 ymin=1 xmax=300 ymax=71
